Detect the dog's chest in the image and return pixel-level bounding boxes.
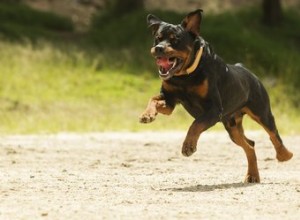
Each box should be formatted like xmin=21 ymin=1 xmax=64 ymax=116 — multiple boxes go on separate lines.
xmin=163 ymin=78 xmax=211 ymax=118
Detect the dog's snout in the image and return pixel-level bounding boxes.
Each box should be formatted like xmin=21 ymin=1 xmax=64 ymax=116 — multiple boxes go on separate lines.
xmin=155 ymin=45 xmax=165 ymax=53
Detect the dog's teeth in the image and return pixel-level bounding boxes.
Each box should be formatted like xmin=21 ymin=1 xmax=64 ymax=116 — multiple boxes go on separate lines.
xmin=172 ymin=59 xmax=177 ymax=67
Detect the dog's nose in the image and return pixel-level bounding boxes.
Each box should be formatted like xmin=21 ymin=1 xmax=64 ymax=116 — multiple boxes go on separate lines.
xmin=155 ymin=45 xmax=165 ymax=53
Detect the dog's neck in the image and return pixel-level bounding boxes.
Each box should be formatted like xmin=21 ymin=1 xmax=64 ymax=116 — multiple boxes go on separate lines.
xmin=186 ymin=37 xmax=205 ymax=75
xmin=186 ymin=46 xmax=203 ymax=74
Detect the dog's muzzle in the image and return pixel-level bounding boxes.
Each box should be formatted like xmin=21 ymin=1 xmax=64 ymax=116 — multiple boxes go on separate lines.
xmin=152 ymin=45 xmax=183 ymax=80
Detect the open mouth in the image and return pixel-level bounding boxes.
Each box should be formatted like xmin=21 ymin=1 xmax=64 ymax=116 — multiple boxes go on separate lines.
xmin=156 ymin=56 xmax=182 ymax=80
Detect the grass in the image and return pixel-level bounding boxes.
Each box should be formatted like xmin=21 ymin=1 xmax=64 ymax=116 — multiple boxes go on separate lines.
xmin=0 ymin=41 xmax=192 ymax=133
xmin=0 ymin=4 xmax=299 ymax=134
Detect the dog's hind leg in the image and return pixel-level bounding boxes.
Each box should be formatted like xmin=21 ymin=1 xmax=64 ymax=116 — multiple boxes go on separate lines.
xmin=223 ymin=113 xmax=260 ymax=183
xmin=228 ymin=113 xmax=255 ymax=147
xmin=261 ymin=115 xmax=293 ymax=162
xmin=242 ymin=107 xmax=293 ymax=162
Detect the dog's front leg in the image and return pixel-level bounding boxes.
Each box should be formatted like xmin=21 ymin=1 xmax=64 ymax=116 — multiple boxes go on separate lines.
xmin=139 ymin=94 xmax=175 ymax=123
xmin=182 ymin=113 xmax=219 ymax=156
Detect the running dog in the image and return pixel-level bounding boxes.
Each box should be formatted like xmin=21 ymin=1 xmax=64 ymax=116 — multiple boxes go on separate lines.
xmin=139 ymin=9 xmax=293 ymax=183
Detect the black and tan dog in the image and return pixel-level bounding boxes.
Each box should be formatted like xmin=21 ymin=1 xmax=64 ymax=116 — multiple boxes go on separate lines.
xmin=139 ymin=9 xmax=293 ymax=183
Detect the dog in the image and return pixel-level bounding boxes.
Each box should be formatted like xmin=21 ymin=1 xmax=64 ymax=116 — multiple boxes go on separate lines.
xmin=139 ymin=9 xmax=293 ymax=183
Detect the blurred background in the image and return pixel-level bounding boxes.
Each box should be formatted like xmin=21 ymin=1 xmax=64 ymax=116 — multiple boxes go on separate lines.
xmin=0 ymin=0 xmax=299 ymax=134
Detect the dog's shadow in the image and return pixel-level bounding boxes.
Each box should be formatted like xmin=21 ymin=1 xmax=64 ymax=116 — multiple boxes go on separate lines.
xmin=159 ymin=182 xmax=256 ymax=192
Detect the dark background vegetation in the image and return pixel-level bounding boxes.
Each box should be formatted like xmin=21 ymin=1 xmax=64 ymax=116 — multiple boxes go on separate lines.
xmin=1 ymin=0 xmax=299 ymax=84
xmin=0 ymin=0 xmax=299 ymax=133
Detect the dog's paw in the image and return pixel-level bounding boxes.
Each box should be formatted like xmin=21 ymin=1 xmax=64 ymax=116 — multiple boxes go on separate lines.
xmin=276 ymin=148 xmax=293 ymax=162
xmin=182 ymin=140 xmax=197 ymax=157
xmin=139 ymin=111 xmax=157 ymax=123
xmin=244 ymin=174 xmax=260 ymax=183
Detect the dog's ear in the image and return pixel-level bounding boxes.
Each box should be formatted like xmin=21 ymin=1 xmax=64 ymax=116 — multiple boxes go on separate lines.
xmin=147 ymin=14 xmax=161 ymax=35
xmin=181 ymin=9 xmax=203 ymax=36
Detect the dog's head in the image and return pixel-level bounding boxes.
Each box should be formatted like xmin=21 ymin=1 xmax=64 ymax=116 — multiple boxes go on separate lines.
xmin=147 ymin=9 xmax=203 ymax=80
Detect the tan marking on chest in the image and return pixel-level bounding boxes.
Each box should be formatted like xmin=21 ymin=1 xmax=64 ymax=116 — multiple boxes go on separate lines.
xmin=188 ymin=79 xmax=209 ymax=98
xmin=162 ymin=81 xmax=178 ymax=93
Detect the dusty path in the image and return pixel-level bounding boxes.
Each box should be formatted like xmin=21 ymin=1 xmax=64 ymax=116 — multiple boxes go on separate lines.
xmin=0 ymin=131 xmax=299 ymax=219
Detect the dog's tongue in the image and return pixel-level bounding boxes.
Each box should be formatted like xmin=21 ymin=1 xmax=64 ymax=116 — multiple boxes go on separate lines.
xmin=156 ymin=57 xmax=172 ymax=70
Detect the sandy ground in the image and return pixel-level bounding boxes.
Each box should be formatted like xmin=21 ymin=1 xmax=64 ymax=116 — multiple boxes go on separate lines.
xmin=0 ymin=131 xmax=299 ymax=220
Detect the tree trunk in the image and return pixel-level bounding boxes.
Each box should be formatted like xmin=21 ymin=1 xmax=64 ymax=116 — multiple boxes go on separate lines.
xmin=262 ymin=0 xmax=283 ymax=26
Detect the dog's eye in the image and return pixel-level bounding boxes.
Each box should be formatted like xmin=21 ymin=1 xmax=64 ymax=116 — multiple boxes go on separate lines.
xmin=155 ymin=34 xmax=163 ymax=41
xmin=170 ymin=34 xmax=179 ymax=44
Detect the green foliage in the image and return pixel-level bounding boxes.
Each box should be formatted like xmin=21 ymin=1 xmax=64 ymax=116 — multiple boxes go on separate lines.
xmin=0 ymin=3 xmax=73 ymax=41
xmin=90 ymin=10 xmax=180 ymax=48
xmin=202 ymin=9 xmax=300 ymax=84
xmin=0 ymin=4 xmax=299 ymax=134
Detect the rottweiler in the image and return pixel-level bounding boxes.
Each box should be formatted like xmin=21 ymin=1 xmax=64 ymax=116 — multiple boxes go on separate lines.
xmin=139 ymin=9 xmax=293 ymax=183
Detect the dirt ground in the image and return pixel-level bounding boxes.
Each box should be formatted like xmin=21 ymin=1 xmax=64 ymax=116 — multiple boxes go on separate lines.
xmin=0 ymin=131 xmax=299 ymax=219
